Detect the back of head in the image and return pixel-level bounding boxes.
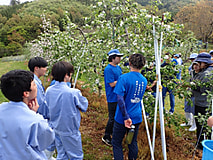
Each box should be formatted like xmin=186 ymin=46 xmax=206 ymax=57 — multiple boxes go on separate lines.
xmin=28 ymin=57 xmax=48 ymax=72
xmin=0 ymin=70 xmax=34 ymax=102
xmin=51 ymin=61 xmax=74 ymax=82
xmin=129 ymin=53 xmax=146 ymax=70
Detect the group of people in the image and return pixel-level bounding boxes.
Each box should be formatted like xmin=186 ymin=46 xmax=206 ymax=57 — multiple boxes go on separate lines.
xmin=102 ymin=49 xmax=213 ymax=159
xmin=0 ymin=52 xmax=148 ymax=160
xmin=0 ymin=58 xmax=88 ymax=160
xmin=1 ymin=48 xmax=213 ymax=160
xmin=102 ymin=49 xmax=147 ymax=160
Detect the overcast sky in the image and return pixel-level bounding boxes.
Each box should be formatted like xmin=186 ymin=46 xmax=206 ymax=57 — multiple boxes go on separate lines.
xmin=0 ymin=0 xmax=33 ymax=5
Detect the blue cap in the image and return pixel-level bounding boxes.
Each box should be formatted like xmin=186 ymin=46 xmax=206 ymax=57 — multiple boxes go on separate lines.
xmin=174 ymin=54 xmax=179 ymax=58
xmin=189 ymin=53 xmax=198 ymax=59
xmin=209 ymin=50 xmax=213 ymax=55
xmin=107 ymin=49 xmax=123 ymax=57
xmin=195 ymin=52 xmax=213 ymax=64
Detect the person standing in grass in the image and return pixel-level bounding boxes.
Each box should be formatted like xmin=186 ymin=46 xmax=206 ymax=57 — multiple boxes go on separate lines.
xmin=0 ymin=70 xmax=55 ymax=159
xmin=112 ymin=54 xmax=147 ymax=160
xmin=45 ymin=61 xmax=88 ymax=160
xmin=102 ymin=49 xmax=123 ymax=146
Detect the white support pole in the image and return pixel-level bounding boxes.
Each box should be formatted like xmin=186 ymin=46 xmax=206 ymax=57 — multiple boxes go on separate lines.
xmin=152 ymin=15 xmax=167 ymax=160
xmin=73 ymin=44 xmax=87 ymax=88
xmin=152 ymin=16 xmax=159 ymax=152
xmin=141 ymin=100 xmax=155 ymax=160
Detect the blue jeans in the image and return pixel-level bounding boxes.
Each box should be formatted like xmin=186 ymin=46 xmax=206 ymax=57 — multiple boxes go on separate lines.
xmin=184 ymin=97 xmax=195 ymax=115
xmin=162 ymin=86 xmax=175 ymax=113
xmin=104 ymin=102 xmax=117 ymax=137
xmin=112 ymin=121 xmax=140 ymax=160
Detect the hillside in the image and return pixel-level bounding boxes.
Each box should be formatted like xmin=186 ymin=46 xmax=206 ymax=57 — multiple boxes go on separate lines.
xmin=0 ymin=0 xmax=201 ymax=58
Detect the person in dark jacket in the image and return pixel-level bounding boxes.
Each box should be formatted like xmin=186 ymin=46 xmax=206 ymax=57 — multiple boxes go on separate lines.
xmin=192 ymin=52 xmax=213 ymax=149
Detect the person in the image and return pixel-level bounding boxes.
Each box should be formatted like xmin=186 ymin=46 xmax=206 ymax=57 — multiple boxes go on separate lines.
xmin=192 ymin=52 xmax=213 ymax=149
xmin=28 ymin=57 xmax=49 ymax=119
xmin=0 ymin=70 xmax=55 ymax=159
xmin=102 ymin=49 xmax=123 ymax=146
xmin=45 ymin=61 xmax=88 ymax=160
xmin=161 ymin=52 xmax=179 ymax=115
xmin=181 ymin=61 xmax=200 ymax=131
xmin=28 ymin=57 xmax=56 ymax=159
xmin=209 ymin=50 xmax=213 ymax=60
xmin=174 ymin=54 xmax=182 ymax=80
xmin=188 ymin=53 xmax=198 ymax=71
xmin=207 ymin=116 xmax=213 ymax=127
xmin=112 ymin=53 xmax=147 ymax=160
xmin=180 ymin=53 xmax=198 ymax=130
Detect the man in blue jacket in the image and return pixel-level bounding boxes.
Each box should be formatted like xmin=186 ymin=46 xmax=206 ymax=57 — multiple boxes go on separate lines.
xmin=102 ymin=49 xmax=123 ymax=146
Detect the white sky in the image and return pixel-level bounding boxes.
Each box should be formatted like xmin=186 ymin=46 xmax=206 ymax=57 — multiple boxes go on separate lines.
xmin=0 ymin=0 xmax=33 ymax=5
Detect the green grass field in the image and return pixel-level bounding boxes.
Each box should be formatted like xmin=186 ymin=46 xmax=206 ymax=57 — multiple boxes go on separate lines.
xmin=0 ymin=59 xmax=28 ymax=102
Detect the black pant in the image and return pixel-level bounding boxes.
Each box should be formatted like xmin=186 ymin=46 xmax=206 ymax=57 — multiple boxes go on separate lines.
xmin=104 ymin=102 xmax=117 ymax=137
xmin=195 ymin=105 xmax=210 ymax=149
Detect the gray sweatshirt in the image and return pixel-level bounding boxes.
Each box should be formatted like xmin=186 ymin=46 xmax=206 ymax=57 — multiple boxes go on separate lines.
xmin=192 ymin=66 xmax=213 ymax=107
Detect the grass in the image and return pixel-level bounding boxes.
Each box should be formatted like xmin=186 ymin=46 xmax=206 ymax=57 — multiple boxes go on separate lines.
xmin=0 ymin=58 xmax=29 ymax=102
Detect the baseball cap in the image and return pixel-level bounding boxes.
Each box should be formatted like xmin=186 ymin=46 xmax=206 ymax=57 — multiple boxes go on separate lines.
xmin=189 ymin=53 xmax=198 ymax=59
xmin=107 ymin=49 xmax=123 ymax=57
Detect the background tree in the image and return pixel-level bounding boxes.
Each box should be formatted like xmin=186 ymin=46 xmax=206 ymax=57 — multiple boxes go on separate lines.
xmin=174 ymin=0 xmax=213 ymax=42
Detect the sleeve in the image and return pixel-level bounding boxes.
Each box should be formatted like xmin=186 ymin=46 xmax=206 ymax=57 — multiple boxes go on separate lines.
xmin=36 ymin=83 xmax=50 ymax=120
xmin=27 ymin=119 xmax=55 ymax=151
xmin=117 ymin=94 xmax=130 ymax=120
xmin=104 ymin=68 xmax=116 ymax=84
xmin=74 ymin=90 xmax=88 ymax=112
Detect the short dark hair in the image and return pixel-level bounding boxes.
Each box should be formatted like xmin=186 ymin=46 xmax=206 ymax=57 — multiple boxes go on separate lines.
xmin=0 ymin=70 xmax=34 ymax=102
xmin=129 ymin=54 xmax=146 ymax=70
xmin=51 ymin=61 xmax=74 ymax=82
xmin=28 ymin=57 xmax=48 ymax=72
xmin=108 ymin=55 xmax=117 ymax=62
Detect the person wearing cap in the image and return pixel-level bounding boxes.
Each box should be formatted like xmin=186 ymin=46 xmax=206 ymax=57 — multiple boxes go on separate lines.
xmin=188 ymin=53 xmax=198 ymax=72
xmin=181 ymin=61 xmax=200 ymax=131
xmin=102 ymin=49 xmax=123 ymax=146
xmin=180 ymin=52 xmax=198 ymax=131
xmin=192 ymin=52 xmax=213 ymax=149
xmin=209 ymin=50 xmax=213 ymax=60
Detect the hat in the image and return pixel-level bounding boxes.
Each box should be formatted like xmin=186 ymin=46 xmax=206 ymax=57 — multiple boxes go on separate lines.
xmin=195 ymin=52 xmax=213 ymax=64
xmin=174 ymin=54 xmax=179 ymax=58
xmin=192 ymin=61 xmax=199 ymax=65
xmin=209 ymin=50 xmax=213 ymax=55
xmin=107 ymin=49 xmax=123 ymax=57
xmin=189 ymin=53 xmax=198 ymax=59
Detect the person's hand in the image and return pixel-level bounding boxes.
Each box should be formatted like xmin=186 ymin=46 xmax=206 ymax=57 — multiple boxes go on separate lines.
xmin=28 ymin=98 xmax=39 ymax=112
xmin=207 ymin=116 xmax=213 ymax=127
xmin=124 ymin=118 xmax=132 ymax=129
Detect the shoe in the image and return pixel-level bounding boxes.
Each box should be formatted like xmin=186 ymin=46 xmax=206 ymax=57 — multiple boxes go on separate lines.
xmin=169 ymin=112 xmax=173 ymax=115
xmin=44 ymin=150 xmax=56 ymax=160
xmin=180 ymin=123 xmax=190 ymax=127
xmin=102 ymin=136 xmax=112 ymax=146
xmin=188 ymin=125 xmax=197 ymax=131
xmin=188 ymin=117 xmax=196 ymax=131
